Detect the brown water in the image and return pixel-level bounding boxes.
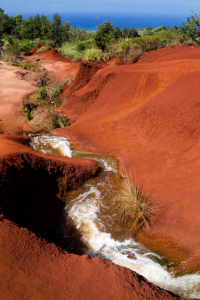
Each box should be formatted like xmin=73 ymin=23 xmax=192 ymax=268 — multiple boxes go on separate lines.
xmin=29 ymin=135 xmax=200 ymax=299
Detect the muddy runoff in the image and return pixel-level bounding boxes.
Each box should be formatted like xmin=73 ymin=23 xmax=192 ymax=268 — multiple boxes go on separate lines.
xmin=29 ymin=135 xmax=200 ymax=299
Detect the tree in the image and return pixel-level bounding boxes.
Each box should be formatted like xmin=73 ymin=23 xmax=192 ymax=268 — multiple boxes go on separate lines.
xmin=112 ymin=25 xmax=122 ymax=39
xmin=153 ymin=26 xmax=162 ymax=33
xmin=51 ymin=13 xmax=62 ymax=45
xmin=182 ymin=17 xmax=197 ymax=40
xmin=0 ymin=8 xmax=15 ymax=35
xmin=122 ymin=26 xmax=129 ymax=39
xmin=94 ymin=21 xmax=114 ymax=51
xmin=60 ymin=21 xmax=70 ymax=43
xmin=183 ymin=11 xmax=200 ymax=41
xmin=122 ymin=26 xmax=139 ymax=39
xmin=128 ymin=26 xmax=140 ymax=38
xmin=40 ymin=15 xmax=51 ymax=40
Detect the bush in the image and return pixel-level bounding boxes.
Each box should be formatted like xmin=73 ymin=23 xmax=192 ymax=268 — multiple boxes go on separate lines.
xmin=1 ymin=39 xmax=20 ymax=63
xmin=113 ymin=170 xmax=154 ymax=235
xmin=58 ymin=42 xmax=82 ymax=60
xmin=77 ymin=42 xmax=85 ymax=51
xmin=19 ymin=40 xmax=34 ymax=52
xmin=35 ymin=86 xmax=48 ymax=100
xmin=83 ymin=47 xmax=104 ymax=61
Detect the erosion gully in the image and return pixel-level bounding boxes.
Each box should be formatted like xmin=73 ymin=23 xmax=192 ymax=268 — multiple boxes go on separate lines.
xmin=29 ymin=135 xmax=200 ymax=299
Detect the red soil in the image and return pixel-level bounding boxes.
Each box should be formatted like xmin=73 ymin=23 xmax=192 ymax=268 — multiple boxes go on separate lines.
xmin=0 ymin=45 xmax=194 ymax=299
xmin=0 ymin=61 xmax=38 ymax=134
xmin=54 ymin=45 xmax=200 ymax=272
xmin=31 ymin=47 xmax=79 ymax=80
xmin=0 ymin=216 xmax=182 ymax=300
xmin=0 ymin=135 xmax=99 ymax=234
xmin=23 ymin=46 xmax=79 ymax=81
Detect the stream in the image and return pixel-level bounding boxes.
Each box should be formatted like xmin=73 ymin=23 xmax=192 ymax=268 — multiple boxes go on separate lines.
xmin=29 ymin=135 xmax=200 ymax=299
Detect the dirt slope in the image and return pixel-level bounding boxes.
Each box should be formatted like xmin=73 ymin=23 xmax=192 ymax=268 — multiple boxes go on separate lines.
xmin=0 ymin=61 xmax=38 ymax=134
xmin=30 ymin=47 xmax=79 ymax=80
xmin=0 ymin=216 xmax=182 ymax=300
xmin=54 ymin=45 xmax=200 ymax=271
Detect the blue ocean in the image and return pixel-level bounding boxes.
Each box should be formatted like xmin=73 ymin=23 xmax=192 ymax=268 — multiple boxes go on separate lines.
xmin=13 ymin=12 xmax=188 ymax=31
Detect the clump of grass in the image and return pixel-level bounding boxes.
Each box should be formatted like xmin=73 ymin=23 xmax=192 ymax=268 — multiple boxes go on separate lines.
xmin=36 ymin=46 xmax=51 ymax=53
xmin=83 ymin=47 xmax=104 ymax=61
xmin=18 ymin=61 xmax=42 ymax=72
xmin=58 ymin=42 xmax=82 ymax=61
xmin=113 ymin=170 xmax=154 ymax=235
xmin=1 ymin=47 xmax=20 ymax=63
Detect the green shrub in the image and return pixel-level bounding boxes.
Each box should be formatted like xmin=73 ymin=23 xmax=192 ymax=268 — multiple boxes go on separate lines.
xmin=58 ymin=42 xmax=81 ymax=60
xmin=83 ymin=47 xmax=104 ymax=61
xmin=35 ymin=86 xmax=48 ymax=100
xmin=77 ymin=42 xmax=85 ymax=51
xmin=1 ymin=39 xmax=20 ymax=63
xmin=19 ymin=40 xmax=34 ymax=52
xmin=1 ymin=38 xmax=9 ymax=43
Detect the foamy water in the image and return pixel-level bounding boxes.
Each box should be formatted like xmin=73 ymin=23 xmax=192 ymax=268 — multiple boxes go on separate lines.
xmin=29 ymin=135 xmax=72 ymax=157
xmin=29 ymin=135 xmax=200 ymax=299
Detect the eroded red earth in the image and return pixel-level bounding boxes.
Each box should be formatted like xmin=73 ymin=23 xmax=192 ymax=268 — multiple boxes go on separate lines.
xmin=56 ymin=45 xmax=200 ymax=272
xmin=1 ymin=44 xmax=199 ymax=299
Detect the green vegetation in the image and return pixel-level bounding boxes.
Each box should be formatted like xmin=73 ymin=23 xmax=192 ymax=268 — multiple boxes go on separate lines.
xmin=94 ymin=21 xmax=114 ymax=50
xmin=21 ymin=72 xmax=72 ymax=133
xmin=0 ymin=8 xmax=92 ymax=47
xmin=0 ymin=8 xmax=199 ymax=64
xmin=113 ymin=170 xmax=154 ymax=235
xmin=0 ymin=7 xmax=199 ymax=65
xmin=36 ymin=46 xmax=51 ymax=53
xmin=1 ymin=38 xmax=20 ymax=63
xmin=18 ymin=61 xmax=42 ymax=72
xmin=58 ymin=21 xmax=194 ymax=63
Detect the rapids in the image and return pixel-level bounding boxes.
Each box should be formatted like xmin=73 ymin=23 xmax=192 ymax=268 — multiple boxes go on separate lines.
xmin=29 ymin=135 xmax=200 ymax=298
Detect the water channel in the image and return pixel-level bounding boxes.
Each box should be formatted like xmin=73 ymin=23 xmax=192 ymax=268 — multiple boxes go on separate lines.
xmin=29 ymin=135 xmax=200 ymax=299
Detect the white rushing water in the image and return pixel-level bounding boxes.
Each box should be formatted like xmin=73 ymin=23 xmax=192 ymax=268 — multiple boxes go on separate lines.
xmin=29 ymin=135 xmax=72 ymax=157
xmin=30 ymin=135 xmax=200 ymax=299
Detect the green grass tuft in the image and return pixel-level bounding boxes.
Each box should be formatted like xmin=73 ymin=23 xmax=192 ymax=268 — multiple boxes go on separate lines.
xmin=113 ymin=170 xmax=154 ymax=235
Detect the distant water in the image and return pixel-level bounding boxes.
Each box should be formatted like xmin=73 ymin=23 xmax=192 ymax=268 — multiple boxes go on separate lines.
xmin=9 ymin=12 xmax=188 ymax=31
